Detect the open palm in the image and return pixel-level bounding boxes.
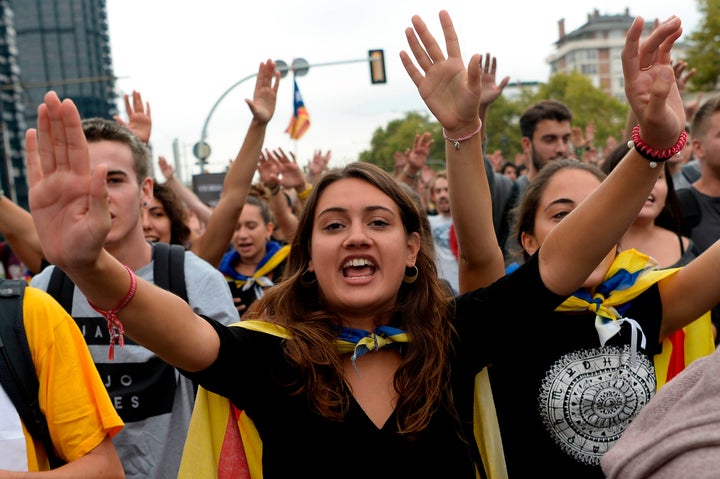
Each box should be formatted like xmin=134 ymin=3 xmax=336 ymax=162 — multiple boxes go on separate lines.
xmin=26 ymin=92 xmax=110 ymax=269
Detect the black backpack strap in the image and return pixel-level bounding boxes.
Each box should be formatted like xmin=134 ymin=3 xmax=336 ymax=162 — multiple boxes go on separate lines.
xmin=47 ymin=244 xmax=189 ymax=305
xmin=169 ymin=244 xmax=188 ymax=303
xmin=46 ymin=266 xmax=75 ymax=314
xmin=0 ymin=279 xmax=66 ymax=468
xmin=151 ymin=242 xmax=193 ymax=393
xmin=151 ymin=242 xmax=188 ymax=302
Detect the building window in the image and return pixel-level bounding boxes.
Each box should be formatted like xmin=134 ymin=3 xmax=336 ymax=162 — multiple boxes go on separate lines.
xmin=581 ymin=63 xmax=598 ymax=75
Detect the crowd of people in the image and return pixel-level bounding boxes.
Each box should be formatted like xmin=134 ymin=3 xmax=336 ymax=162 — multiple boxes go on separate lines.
xmin=1 ymin=8 xmax=720 ymax=479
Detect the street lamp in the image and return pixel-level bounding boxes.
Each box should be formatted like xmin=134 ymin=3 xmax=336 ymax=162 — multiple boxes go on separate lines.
xmin=193 ymin=51 xmax=386 ymax=168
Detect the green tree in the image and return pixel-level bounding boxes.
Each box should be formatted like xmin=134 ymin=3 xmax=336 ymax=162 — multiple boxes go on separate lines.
xmin=360 ymin=72 xmax=628 ymax=168
xmin=685 ymin=0 xmax=720 ymax=92
xmin=484 ymin=91 xmax=526 ymax=161
xmin=534 ymin=71 xmax=628 ymax=147
xmin=358 ymin=112 xmax=443 ymax=172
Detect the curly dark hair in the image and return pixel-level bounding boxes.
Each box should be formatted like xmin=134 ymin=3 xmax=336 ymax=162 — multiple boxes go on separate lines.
xmin=519 ymin=100 xmax=573 ymax=139
xmin=152 ymin=183 xmax=191 ymax=246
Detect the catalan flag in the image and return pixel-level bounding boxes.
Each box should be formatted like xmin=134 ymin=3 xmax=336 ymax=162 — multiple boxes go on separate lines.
xmin=285 ymin=77 xmax=310 ymax=140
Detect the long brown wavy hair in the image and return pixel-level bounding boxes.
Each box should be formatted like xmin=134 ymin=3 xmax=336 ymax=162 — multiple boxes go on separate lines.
xmin=246 ymin=161 xmax=456 ymax=435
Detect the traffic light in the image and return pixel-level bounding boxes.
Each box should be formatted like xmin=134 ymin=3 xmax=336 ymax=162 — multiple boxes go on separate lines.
xmin=369 ymin=49 xmax=386 ymax=84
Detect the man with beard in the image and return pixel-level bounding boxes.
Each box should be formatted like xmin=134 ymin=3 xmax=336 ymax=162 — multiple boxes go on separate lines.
xmin=502 ymin=100 xmax=573 ymax=263
xmin=515 ymin=100 xmax=573 ymax=200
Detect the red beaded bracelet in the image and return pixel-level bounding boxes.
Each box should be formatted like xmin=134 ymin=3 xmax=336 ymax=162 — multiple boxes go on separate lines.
xmin=88 ymin=264 xmax=138 ymax=360
xmin=628 ymin=124 xmax=688 ymax=168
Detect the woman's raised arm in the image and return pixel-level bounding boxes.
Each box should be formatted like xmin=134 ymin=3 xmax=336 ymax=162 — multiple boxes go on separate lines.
xmin=539 ymin=16 xmax=686 ymax=295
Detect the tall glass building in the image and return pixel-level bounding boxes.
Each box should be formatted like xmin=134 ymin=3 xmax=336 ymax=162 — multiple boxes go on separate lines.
xmin=0 ymin=0 xmax=116 ymax=208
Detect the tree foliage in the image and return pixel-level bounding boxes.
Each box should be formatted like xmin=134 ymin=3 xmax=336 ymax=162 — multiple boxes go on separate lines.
xmin=534 ymin=72 xmax=628 ymax=147
xmin=358 ymin=112 xmax=443 ymax=172
xmin=359 ymin=3 xmax=719 ymax=168
xmin=685 ymin=0 xmax=720 ymax=92
xmin=484 ymin=93 xmax=525 ymax=161
xmin=360 ymin=72 xmax=628 ymax=168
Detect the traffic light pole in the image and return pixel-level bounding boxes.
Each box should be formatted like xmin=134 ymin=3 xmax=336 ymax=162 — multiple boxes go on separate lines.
xmin=195 ymin=53 xmax=385 ymax=166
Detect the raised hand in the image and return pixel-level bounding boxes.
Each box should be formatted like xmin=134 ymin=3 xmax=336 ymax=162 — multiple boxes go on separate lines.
xmin=672 ymin=59 xmax=696 ymax=95
xmin=393 ymin=148 xmax=410 ymax=175
xmin=420 ymin=166 xmax=435 ymax=187
xmin=310 ymin=150 xmax=330 ymax=174
xmin=257 ymin=150 xmax=281 ymax=188
xmin=407 ymin=132 xmax=434 ymax=171
xmin=572 ymin=122 xmax=597 ymax=152
xmin=245 ymin=59 xmax=280 ymax=124
xmin=259 ymin=148 xmax=307 ymax=190
xmin=26 ymin=91 xmax=110 ymax=271
xmin=274 ymin=148 xmax=306 ymax=189
xmin=400 ymin=10 xmax=482 ymax=136
xmin=114 ymin=90 xmax=152 ymax=143
xmin=158 ymin=155 xmax=176 ymax=181
xmin=671 ymin=59 xmax=701 ymax=121
xmin=622 ymin=16 xmax=685 ymax=149
xmin=306 ymin=149 xmax=330 ymax=184
xmin=571 ymin=126 xmax=586 ymax=151
xmin=479 ymin=52 xmax=510 ymax=108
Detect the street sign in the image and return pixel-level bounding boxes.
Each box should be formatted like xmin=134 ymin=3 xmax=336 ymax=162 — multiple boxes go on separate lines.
xmin=292 ymin=58 xmax=310 ymax=76
xmin=192 ymin=172 xmax=225 ymax=207
xmin=193 ymin=141 xmax=211 ymax=161
xmin=275 ymin=60 xmax=289 ymax=78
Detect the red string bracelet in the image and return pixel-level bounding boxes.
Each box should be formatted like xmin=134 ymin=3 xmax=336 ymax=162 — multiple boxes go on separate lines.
xmin=443 ymin=121 xmax=483 ymax=150
xmin=628 ymin=124 xmax=688 ymax=168
xmin=88 ymin=264 xmax=138 ymax=360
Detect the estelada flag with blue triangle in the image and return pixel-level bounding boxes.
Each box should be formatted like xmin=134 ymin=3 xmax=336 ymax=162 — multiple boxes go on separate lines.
xmin=285 ymin=76 xmax=310 ymax=140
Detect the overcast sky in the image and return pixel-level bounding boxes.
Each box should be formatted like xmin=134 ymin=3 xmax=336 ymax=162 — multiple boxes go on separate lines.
xmin=105 ymin=0 xmax=700 ymax=182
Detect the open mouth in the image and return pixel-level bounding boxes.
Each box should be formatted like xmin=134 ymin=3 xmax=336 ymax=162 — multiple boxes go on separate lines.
xmin=342 ymin=258 xmax=376 ymax=278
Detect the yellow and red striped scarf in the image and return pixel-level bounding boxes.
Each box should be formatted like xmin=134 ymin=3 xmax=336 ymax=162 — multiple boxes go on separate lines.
xmin=178 ymin=321 xmax=288 ymax=479
xmin=178 ymin=321 xmax=411 ymax=479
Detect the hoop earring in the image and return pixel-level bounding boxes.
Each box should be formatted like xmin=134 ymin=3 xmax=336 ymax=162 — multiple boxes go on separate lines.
xmin=403 ymin=264 xmax=419 ymax=284
xmin=300 ymin=269 xmax=317 ymax=288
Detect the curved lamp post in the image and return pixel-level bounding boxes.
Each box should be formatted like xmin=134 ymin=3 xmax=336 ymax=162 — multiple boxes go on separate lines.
xmin=193 ymin=52 xmax=385 ymax=168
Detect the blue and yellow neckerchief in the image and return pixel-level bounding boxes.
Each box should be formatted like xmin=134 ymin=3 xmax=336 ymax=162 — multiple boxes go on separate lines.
xmin=476 ymin=250 xmax=677 ymax=479
xmin=335 ymin=325 xmax=409 ymax=372
xmin=473 ymin=249 xmax=704 ymax=479
xmin=219 ymin=241 xmax=290 ymax=299
xmin=179 ymin=320 xmax=411 ymax=479
xmin=555 ymin=248 xmax=678 ymax=367
xmin=234 ymin=320 xmax=409 ymax=360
